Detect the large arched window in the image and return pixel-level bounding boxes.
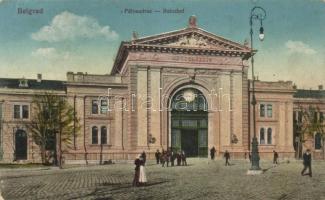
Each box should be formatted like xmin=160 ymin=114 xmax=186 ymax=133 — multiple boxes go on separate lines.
xmin=101 ymin=126 xmax=107 ymax=144
xmin=92 ymin=126 xmax=98 ymax=144
xmin=315 ymin=132 xmax=322 ymax=150
xmin=171 ymin=88 xmax=208 ymax=111
xmin=267 ymin=128 xmax=272 ymax=145
xmin=259 ymin=128 xmax=265 ymax=144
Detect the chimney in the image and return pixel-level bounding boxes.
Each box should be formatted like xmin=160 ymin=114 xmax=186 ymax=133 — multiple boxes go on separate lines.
xmin=37 ymin=74 xmax=42 ymax=83
xmin=319 ymin=85 xmax=323 ymax=90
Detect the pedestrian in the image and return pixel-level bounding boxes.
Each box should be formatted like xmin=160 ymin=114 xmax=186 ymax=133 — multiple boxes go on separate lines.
xmin=273 ymin=150 xmax=279 ymax=166
xmin=155 ymin=149 xmax=161 ymax=164
xmin=176 ymin=151 xmax=182 ymax=166
xmin=139 ymin=155 xmax=147 ymax=186
xmin=210 ymin=146 xmax=216 ymax=160
xmin=171 ymin=151 xmax=175 ymax=167
xmin=161 ymin=150 xmax=166 ymax=167
xmin=166 ymin=149 xmax=171 ymax=167
xmin=301 ymin=149 xmax=312 ymax=177
xmin=224 ymin=150 xmax=230 ymax=166
xmin=181 ymin=150 xmax=187 ymax=166
xmin=141 ymin=151 xmax=146 ymax=166
xmin=132 ymin=155 xmax=141 ymax=187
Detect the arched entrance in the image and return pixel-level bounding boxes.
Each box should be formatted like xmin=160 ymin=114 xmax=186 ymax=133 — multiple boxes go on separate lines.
xmin=170 ymin=88 xmax=208 ymax=157
xmin=15 ymin=130 xmax=27 ymax=160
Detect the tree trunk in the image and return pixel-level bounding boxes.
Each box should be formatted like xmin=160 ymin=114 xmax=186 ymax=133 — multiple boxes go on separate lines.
xmin=40 ymin=145 xmax=46 ymax=164
xmin=323 ymin=138 xmax=325 ymax=160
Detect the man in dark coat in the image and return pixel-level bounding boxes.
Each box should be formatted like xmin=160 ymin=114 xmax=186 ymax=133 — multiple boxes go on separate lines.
xmin=181 ymin=150 xmax=187 ymax=166
xmin=176 ymin=151 xmax=182 ymax=166
xmin=141 ymin=151 xmax=146 ymax=166
xmin=210 ymin=147 xmax=216 ymax=160
xmin=155 ymin=149 xmax=161 ymax=164
xmin=301 ymin=149 xmax=312 ymax=177
xmin=171 ymin=151 xmax=175 ymax=167
xmin=132 ymin=155 xmax=141 ymax=187
xmin=273 ymin=150 xmax=279 ymax=165
xmin=224 ymin=150 xmax=230 ymax=166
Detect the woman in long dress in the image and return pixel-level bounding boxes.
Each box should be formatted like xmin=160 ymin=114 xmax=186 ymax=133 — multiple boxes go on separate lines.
xmin=138 ymin=156 xmax=147 ymax=186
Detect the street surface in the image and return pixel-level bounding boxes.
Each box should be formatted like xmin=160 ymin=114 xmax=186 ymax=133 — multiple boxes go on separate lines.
xmin=0 ymin=158 xmax=325 ymax=200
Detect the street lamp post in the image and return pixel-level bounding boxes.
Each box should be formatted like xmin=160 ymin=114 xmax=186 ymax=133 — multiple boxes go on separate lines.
xmin=249 ymin=6 xmax=266 ymax=171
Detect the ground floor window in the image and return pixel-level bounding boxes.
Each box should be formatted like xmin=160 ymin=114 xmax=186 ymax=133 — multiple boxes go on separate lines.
xmin=91 ymin=126 xmax=108 ymax=145
xmin=15 ymin=129 xmax=27 ymax=160
xmin=315 ymin=132 xmax=322 ymax=150
xmin=259 ymin=127 xmax=273 ymax=145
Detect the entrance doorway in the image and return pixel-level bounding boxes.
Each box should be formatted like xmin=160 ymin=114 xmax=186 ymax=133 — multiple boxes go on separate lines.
xmin=170 ymin=88 xmax=208 ymax=157
xmin=15 ymin=130 xmax=27 ymax=160
xmin=181 ymin=130 xmax=198 ymax=157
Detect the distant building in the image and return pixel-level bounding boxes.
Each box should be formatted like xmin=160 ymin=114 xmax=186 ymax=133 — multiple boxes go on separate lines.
xmin=0 ymin=17 xmax=324 ymax=163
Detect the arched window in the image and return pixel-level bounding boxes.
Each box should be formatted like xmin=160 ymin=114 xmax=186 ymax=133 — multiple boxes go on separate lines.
xmin=260 ymin=128 xmax=265 ymax=144
xmin=315 ymin=132 xmax=322 ymax=150
xmin=101 ymin=126 xmax=107 ymax=144
xmin=92 ymin=126 xmax=98 ymax=144
xmin=171 ymin=88 xmax=208 ymax=111
xmin=267 ymin=128 xmax=272 ymax=144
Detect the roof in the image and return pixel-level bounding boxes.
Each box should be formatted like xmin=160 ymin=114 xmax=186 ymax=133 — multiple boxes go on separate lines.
xmin=0 ymin=78 xmax=66 ymax=91
xmin=294 ymin=89 xmax=325 ymax=99
xmin=111 ymin=26 xmax=252 ymax=74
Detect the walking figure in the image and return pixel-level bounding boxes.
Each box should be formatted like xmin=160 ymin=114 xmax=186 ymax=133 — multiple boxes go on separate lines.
xmin=273 ymin=150 xmax=279 ymax=166
xmin=301 ymin=149 xmax=312 ymax=177
xmin=138 ymin=156 xmax=147 ymax=185
xmin=155 ymin=149 xmax=161 ymax=164
xmin=210 ymin=146 xmax=216 ymax=160
xmin=132 ymin=155 xmax=141 ymax=187
xmin=161 ymin=150 xmax=167 ymax=167
xmin=141 ymin=151 xmax=146 ymax=166
xmin=181 ymin=150 xmax=187 ymax=166
xmin=224 ymin=150 xmax=230 ymax=166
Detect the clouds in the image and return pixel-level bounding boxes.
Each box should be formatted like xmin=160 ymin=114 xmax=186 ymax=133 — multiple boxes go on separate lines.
xmin=31 ymin=11 xmax=118 ymax=42
xmin=31 ymin=47 xmax=72 ymax=60
xmin=285 ymin=40 xmax=316 ymax=55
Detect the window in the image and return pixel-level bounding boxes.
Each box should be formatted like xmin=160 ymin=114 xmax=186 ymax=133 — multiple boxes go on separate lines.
xmin=267 ymin=128 xmax=272 ymax=144
xmin=267 ymin=104 xmax=273 ymax=118
xmin=100 ymin=100 xmax=108 ymax=114
xmin=320 ymin=112 xmax=324 ymax=123
xmin=315 ymin=132 xmax=322 ymax=150
xmin=260 ymin=128 xmax=265 ymax=144
xmin=13 ymin=105 xmax=29 ymax=119
xmin=14 ymin=105 xmax=20 ymax=119
xmin=260 ymin=104 xmax=273 ymax=118
xmin=92 ymin=126 xmax=109 ymax=145
xmin=92 ymin=126 xmax=98 ymax=144
xmin=101 ymin=126 xmax=107 ymax=144
xmin=260 ymin=104 xmax=265 ymax=117
xmin=92 ymin=99 xmax=109 ymax=114
xmin=92 ymin=100 xmax=99 ymax=114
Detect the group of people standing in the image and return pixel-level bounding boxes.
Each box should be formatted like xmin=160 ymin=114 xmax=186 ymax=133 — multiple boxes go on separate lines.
xmin=155 ymin=149 xmax=187 ymax=167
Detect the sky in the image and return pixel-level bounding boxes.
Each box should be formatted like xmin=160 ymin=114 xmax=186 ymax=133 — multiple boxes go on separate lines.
xmin=0 ymin=0 xmax=324 ymax=89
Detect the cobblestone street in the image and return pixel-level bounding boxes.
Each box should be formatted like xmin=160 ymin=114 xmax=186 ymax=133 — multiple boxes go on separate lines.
xmin=1 ymin=159 xmax=325 ymax=200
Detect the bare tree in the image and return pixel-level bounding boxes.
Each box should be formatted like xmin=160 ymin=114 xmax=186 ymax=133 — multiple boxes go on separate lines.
xmin=297 ymin=105 xmax=325 ymax=159
xmin=28 ymin=93 xmax=80 ymax=165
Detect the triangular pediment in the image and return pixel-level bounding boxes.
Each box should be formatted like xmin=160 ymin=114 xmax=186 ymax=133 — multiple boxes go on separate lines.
xmin=132 ymin=28 xmax=250 ymax=51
